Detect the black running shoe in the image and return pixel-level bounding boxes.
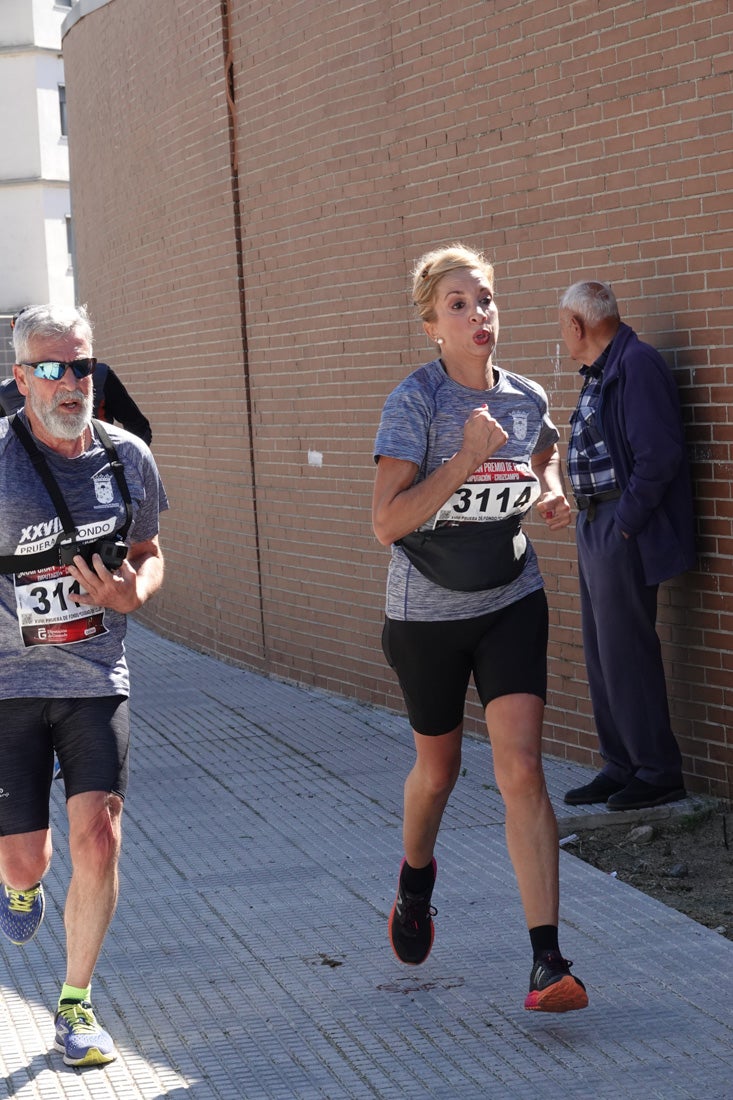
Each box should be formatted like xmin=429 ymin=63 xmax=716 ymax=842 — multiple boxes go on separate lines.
xmin=524 ymin=951 xmax=588 ymax=1013
xmin=388 ymin=858 xmax=437 ymax=965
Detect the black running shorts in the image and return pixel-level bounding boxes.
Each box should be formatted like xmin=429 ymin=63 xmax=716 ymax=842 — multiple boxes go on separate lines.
xmin=381 ymin=589 xmax=548 ymax=736
xmin=0 ymin=695 xmax=130 ymax=835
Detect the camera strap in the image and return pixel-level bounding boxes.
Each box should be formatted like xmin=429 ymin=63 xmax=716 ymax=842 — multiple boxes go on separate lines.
xmin=87 ymin=418 xmax=134 ymax=539
xmin=0 ymin=414 xmax=133 ymax=574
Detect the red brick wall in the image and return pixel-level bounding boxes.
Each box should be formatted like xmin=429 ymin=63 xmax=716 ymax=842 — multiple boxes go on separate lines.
xmin=62 ymin=0 xmax=732 ymax=799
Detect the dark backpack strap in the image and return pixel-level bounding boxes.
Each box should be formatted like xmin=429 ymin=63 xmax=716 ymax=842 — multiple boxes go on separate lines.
xmin=10 ymin=414 xmax=77 ymax=533
xmin=0 ymin=377 xmax=24 ymax=417
xmin=92 ymin=418 xmax=133 ymax=539
xmin=93 ymin=361 xmax=109 ymax=389
xmin=0 ymin=544 xmax=61 ymax=574
xmin=0 ymin=415 xmax=134 ymax=574
xmin=92 ymin=361 xmax=109 ymax=419
xmin=0 ymin=417 xmax=64 ymax=571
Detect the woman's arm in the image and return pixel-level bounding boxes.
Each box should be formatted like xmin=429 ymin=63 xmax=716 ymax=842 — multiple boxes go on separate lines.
xmin=531 ymin=444 xmax=571 ymax=530
xmin=372 ymin=406 xmax=508 ymax=545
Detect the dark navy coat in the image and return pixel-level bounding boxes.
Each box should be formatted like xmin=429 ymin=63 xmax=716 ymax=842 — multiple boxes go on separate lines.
xmin=597 ymin=323 xmax=696 ymax=585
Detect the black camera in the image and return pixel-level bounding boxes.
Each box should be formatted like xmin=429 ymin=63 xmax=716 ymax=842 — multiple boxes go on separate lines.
xmin=95 ymin=536 xmax=129 ymax=570
xmin=58 ymin=535 xmax=128 ymax=571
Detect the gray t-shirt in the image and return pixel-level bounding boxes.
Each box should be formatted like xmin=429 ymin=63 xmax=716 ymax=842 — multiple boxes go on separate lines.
xmin=0 ymin=414 xmax=168 ymax=697
xmin=373 ymin=359 xmax=559 ymax=621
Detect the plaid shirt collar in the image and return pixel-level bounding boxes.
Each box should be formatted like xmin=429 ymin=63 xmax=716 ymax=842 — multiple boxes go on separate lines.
xmin=579 ymin=341 xmax=612 ymax=383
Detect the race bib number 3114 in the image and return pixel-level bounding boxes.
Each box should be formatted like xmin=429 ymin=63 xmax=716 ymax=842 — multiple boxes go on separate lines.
xmin=434 ymin=459 xmax=541 ymax=527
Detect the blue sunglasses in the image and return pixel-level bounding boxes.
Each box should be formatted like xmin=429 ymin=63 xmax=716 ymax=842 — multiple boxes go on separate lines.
xmin=20 ymin=358 xmax=97 ymax=381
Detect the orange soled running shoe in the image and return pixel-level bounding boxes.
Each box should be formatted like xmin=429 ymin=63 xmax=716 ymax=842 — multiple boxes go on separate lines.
xmin=524 ymin=951 xmax=589 ymax=1013
xmin=388 ymin=858 xmax=437 ymax=965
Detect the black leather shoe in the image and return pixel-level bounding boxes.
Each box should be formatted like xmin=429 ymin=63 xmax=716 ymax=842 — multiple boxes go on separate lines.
xmin=606 ymin=777 xmax=686 ymax=811
xmin=564 ymin=774 xmax=626 ymax=806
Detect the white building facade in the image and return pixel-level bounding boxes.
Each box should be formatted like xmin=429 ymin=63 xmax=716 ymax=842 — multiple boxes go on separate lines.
xmin=0 ymin=0 xmax=74 ymax=367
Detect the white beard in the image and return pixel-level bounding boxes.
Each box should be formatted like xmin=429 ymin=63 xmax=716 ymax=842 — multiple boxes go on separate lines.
xmin=28 ymin=387 xmax=94 ymax=441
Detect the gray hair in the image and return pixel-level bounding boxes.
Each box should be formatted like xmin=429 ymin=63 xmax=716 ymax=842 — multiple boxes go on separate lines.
xmin=12 ymin=304 xmax=93 ymax=363
xmin=559 ymin=281 xmax=620 ymax=326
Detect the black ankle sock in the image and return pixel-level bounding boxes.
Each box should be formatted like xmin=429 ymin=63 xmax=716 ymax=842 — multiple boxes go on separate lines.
xmin=400 ymin=860 xmax=435 ymax=894
xmin=529 ymin=924 xmax=560 ymax=960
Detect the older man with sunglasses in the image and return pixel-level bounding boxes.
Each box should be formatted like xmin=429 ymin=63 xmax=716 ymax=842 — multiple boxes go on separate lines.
xmin=1 ymin=307 xmax=153 ymax=444
xmin=0 ymin=304 xmax=168 ymax=1067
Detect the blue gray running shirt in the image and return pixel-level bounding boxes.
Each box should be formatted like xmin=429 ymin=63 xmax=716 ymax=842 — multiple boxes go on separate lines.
xmin=373 ymin=359 xmax=559 ymax=621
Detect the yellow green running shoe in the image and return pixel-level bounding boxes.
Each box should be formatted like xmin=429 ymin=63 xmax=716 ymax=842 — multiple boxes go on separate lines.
xmin=54 ymin=1000 xmax=117 ymax=1067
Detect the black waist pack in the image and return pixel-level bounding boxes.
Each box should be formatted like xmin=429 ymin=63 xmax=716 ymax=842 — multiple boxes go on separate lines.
xmin=396 ymin=515 xmax=528 ymax=592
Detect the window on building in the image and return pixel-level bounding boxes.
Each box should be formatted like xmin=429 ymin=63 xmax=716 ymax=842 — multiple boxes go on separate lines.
xmin=65 ymin=215 xmax=74 ymax=264
xmin=58 ymin=85 xmax=67 ymax=136
xmin=56 ymin=1 xmax=73 ymax=8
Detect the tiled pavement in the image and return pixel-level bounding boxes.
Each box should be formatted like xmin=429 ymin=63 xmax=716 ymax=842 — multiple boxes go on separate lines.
xmin=0 ymin=621 xmax=731 ymax=1099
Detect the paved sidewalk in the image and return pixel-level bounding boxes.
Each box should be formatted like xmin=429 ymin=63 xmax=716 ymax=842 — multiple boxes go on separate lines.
xmin=0 ymin=622 xmax=731 ymax=1099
